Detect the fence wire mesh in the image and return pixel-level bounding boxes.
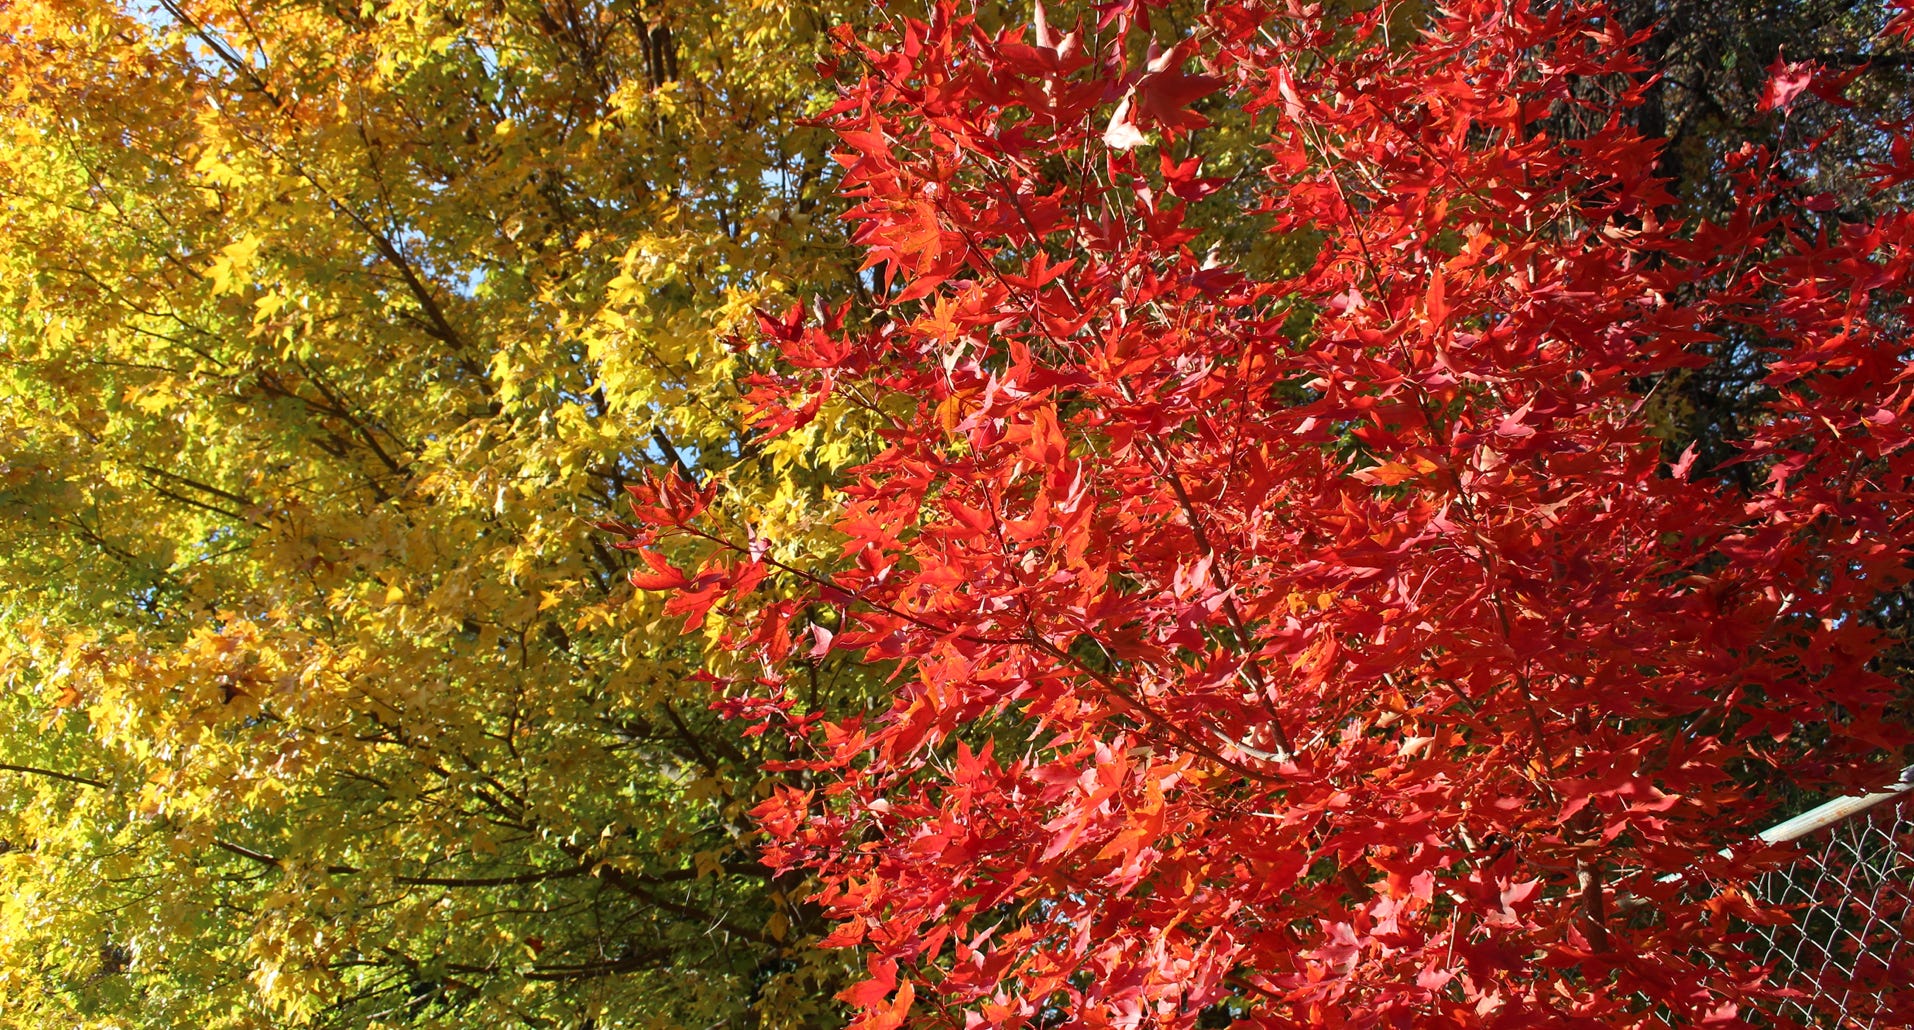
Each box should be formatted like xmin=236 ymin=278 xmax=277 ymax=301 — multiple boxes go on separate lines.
xmin=1745 ymin=777 xmax=1914 ymax=1028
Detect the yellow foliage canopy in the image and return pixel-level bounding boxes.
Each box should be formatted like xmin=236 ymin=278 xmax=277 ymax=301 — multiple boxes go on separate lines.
xmin=0 ymin=0 xmax=876 ymax=1024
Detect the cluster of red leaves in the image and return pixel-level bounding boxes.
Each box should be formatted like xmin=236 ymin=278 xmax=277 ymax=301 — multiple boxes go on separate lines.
xmin=610 ymin=0 xmax=1914 ymax=1025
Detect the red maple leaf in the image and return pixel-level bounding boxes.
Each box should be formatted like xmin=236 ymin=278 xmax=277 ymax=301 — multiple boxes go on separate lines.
xmin=1760 ymin=52 xmax=1817 ymax=112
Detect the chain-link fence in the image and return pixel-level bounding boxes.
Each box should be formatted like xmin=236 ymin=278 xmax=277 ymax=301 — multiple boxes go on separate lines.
xmin=1745 ymin=768 xmax=1914 ymax=1029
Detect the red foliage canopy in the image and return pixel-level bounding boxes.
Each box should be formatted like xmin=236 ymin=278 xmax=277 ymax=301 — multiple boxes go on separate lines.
xmin=613 ymin=0 xmax=1914 ymax=1024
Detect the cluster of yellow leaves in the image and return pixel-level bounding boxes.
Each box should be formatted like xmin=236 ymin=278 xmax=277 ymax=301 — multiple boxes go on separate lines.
xmin=0 ymin=0 xmax=884 ymax=1025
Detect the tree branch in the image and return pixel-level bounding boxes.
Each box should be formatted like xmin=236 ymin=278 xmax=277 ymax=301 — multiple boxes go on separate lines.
xmin=0 ymin=762 xmax=109 ymax=790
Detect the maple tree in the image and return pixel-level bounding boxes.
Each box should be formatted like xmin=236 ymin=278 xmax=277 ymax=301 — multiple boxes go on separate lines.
xmin=616 ymin=0 xmax=1914 ymax=1025
xmin=1600 ymin=0 xmax=1914 ymax=514
xmin=0 ymin=0 xmax=886 ymax=1025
